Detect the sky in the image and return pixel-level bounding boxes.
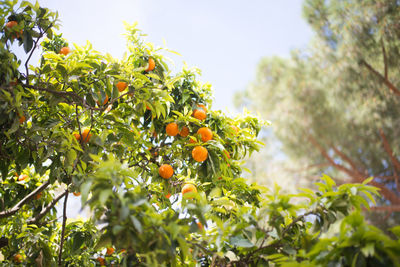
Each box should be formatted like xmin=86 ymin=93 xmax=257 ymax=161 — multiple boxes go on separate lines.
xmin=34 ymin=0 xmax=313 ymax=112
xmin=28 ymin=0 xmax=313 ymax=218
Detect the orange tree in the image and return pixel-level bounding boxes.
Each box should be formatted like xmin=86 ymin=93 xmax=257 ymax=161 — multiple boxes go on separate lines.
xmin=1 ymin=1 xmax=400 ymax=266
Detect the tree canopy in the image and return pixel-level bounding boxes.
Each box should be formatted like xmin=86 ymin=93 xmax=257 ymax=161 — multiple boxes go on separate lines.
xmin=1 ymin=1 xmax=400 ymax=266
xmin=237 ymin=0 xmax=400 ymax=221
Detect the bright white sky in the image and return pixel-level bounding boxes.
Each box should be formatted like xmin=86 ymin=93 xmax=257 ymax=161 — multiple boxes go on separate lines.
xmin=36 ymin=0 xmax=312 ymax=112
xmin=29 ymin=0 xmax=313 ymax=218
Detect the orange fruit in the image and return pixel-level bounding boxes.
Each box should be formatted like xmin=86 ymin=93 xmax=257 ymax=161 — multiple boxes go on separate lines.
xmin=5 ymin=21 xmax=21 ymax=39
xmin=75 ymin=129 xmax=92 ymax=143
xmin=159 ymin=164 xmax=173 ymax=179
xmin=97 ymin=95 xmax=109 ymax=106
xmin=13 ymin=254 xmax=23 ymax=263
xmin=146 ymin=57 xmax=155 ymax=72
xmin=179 ymin=126 xmax=190 ymax=137
xmin=189 ymin=137 xmax=197 ymax=144
xmin=18 ymin=174 xmax=28 ymax=181
xmin=182 ymin=184 xmax=197 ymax=198
xmin=193 ymin=109 xmax=206 ymax=121
xmin=197 ymin=127 xmax=212 ymax=142
xmin=192 ymin=146 xmax=208 ymax=162
xmin=6 ymin=21 xmax=18 ymax=29
xmin=116 ymin=81 xmax=128 ymax=92
xmin=197 ymin=104 xmax=207 ymax=113
xmin=19 ymin=115 xmax=26 ymax=124
xmin=73 ymin=192 xmax=81 ymax=196
xmin=197 ymin=222 xmax=204 ymax=230
xmin=165 ymin=193 xmax=172 ymax=199
xmin=59 ymin=47 xmax=70 ymax=56
xmin=97 ymin=257 xmax=106 ymax=266
xmin=166 ymin=122 xmax=179 ymax=136
xmin=106 ymin=247 xmax=115 ymax=255
xmin=34 ymin=192 xmax=42 ymax=200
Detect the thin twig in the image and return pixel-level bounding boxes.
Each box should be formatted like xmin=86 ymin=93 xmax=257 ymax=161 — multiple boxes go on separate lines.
xmin=361 ymin=59 xmax=400 ymax=96
xmin=58 ymin=189 xmax=69 ymax=266
xmin=381 ymin=38 xmax=388 ymax=79
xmin=25 ymin=23 xmax=53 ymax=85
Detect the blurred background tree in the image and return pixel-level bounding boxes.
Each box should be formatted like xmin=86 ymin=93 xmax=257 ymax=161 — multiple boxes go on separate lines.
xmin=236 ymin=0 xmax=400 ymax=228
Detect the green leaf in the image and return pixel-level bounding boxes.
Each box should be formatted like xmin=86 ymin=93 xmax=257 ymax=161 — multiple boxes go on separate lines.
xmin=130 ymin=215 xmax=142 ymax=233
xmin=22 ymin=30 xmax=34 ymax=53
xmin=229 ymin=236 xmax=254 ymax=248
xmin=99 ymin=189 xmax=112 ymax=205
xmin=72 ymin=232 xmax=85 ymax=252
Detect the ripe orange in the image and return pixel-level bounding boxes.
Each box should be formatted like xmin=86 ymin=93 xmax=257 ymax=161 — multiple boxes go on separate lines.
xmin=106 ymin=247 xmax=115 ymax=255
xmin=182 ymin=184 xmax=197 ymax=198
xmin=97 ymin=257 xmax=106 ymax=266
xmin=146 ymin=57 xmax=155 ymax=72
xmin=97 ymin=95 xmax=109 ymax=106
xmin=197 ymin=104 xmax=207 ymax=113
xmin=231 ymin=125 xmax=239 ymax=134
xmin=34 ymin=192 xmax=42 ymax=200
xmin=193 ymin=109 xmax=206 ymax=121
xmin=166 ymin=122 xmax=179 ymax=136
xmin=197 ymin=127 xmax=212 ymax=142
xmin=179 ymin=126 xmax=190 ymax=137
xmin=19 ymin=115 xmax=26 ymax=124
xmin=159 ymin=164 xmax=173 ymax=179
xmin=59 ymin=47 xmax=70 ymax=56
xmin=73 ymin=192 xmax=81 ymax=196
xmin=6 ymin=21 xmax=18 ymax=29
xmin=75 ymin=129 xmax=92 ymax=143
xmin=13 ymin=254 xmax=23 ymax=263
xmin=18 ymin=174 xmax=28 ymax=181
xmin=192 ymin=146 xmax=208 ymax=162
xmin=116 ymin=81 xmax=128 ymax=92
xmin=165 ymin=193 xmax=172 ymax=199
xmin=6 ymin=21 xmax=22 ymax=39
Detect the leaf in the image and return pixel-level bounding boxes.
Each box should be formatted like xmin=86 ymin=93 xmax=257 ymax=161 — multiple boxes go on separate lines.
xmin=72 ymin=232 xmax=85 ymax=252
xmin=130 ymin=215 xmax=143 ymax=233
xmin=98 ymin=189 xmax=112 ymax=205
xmin=362 ymin=177 xmax=373 ymax=185
xmin=229 ymin=236 xmax=254 ymax=248
xmin=225 ymin=251 xmax=239 ymax=261
xmin=22 ymin=30 xmax=34 ymax=53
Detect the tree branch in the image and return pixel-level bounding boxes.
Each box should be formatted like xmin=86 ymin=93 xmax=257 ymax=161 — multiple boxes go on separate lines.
xmin=380 ymin=38 xmax=388 ymax=79
xmin=361 ymin=59 xmax=400 ymax=97
xmin=307 ymin=135 xmax=357 ymax=178
xmin=308 ymin=134 xmax=400 ymax=205
xmin=379 ymin=128 xmax=400 ymax=172
xmin=27 ymin=190 xmax=67 ymax=224
xmin=369 ymin=205 xmax=400 ymax=212
xmin=0 ymin=181 xmax=50 ymax=219
xmin=58 ymin=189 xmax=69 ymax=266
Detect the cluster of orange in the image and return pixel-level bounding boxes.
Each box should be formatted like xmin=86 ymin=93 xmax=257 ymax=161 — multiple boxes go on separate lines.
xmin=158 ymin=104 xmax=215 ymax=198
xmin=5 ymin=20 xmax=22 ymax=40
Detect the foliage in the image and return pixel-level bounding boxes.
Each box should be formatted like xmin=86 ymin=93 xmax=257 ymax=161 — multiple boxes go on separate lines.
xmin=236 ymin=0 xmax=400 ymax=222
xmin=0 ymin=1 xmax=399 ymax=266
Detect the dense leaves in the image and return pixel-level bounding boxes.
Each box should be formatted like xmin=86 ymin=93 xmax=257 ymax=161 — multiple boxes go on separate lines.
xmin=0 ymin=1 xmax=399 ymax=266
